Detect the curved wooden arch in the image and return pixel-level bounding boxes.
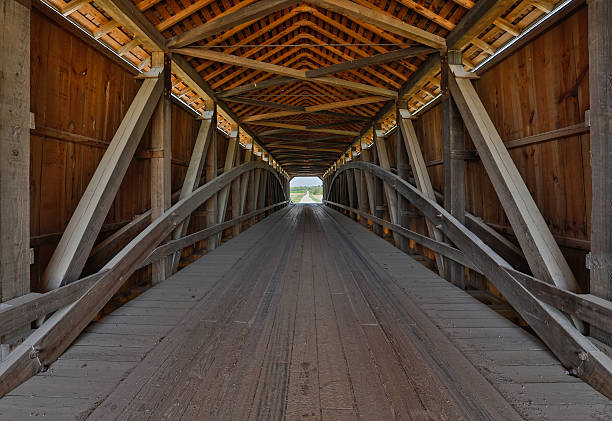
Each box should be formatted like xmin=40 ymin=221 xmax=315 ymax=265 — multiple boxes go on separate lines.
xmin=326 ymin=161 xmax=612 ymax=399
xmin=0 ymin=161 xmax=288 ymax=399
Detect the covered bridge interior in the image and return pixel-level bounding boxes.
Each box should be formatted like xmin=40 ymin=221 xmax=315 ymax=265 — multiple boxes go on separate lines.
xmin=0 ymin=0 xmax=611 ymax=419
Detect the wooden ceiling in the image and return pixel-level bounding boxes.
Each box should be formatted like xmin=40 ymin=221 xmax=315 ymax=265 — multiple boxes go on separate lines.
xmin=46 ymin=0 xmax=561 ymax=176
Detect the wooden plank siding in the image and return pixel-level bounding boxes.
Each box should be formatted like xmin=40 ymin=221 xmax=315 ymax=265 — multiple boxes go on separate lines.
xmin=412 ymin=5 xmax=591 ymax=290
xmin=28 ymin=9 xmax=227 ymax=292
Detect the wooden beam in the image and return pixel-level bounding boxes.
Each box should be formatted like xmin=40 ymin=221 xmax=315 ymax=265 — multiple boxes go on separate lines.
xmin=96 ymin=0 xmax=279 ymax=169
xmin=588 ymin=0 xmax=612 ymax=343
xmin=248 ymin=122 xmax=360 ymax=136
xmin=305 ymin=46 xmax=436 ymax=79
xmin=224 ymin=96 xmax=304 ymax=111
xmin=217 ymin=129 xmax=239 ymax=228
xmin=328 ymin=162 xmax=612 ymax=399
xmin=0 ymin=162 xmax=283 ymax=399
xmin=325 ymin=199 xmax=612 ymax=334
xmin=150 ymin=53 xmax=172 ymax=284
xmin=169 ymin=111 xmax=214 ymax=273
xmin=205 ymin=107 xmax=219 ymax=251
xmin=398 ymin=109 xmax=446 ymax=275
xmin=441 ymin=52 xmax=467 ymax=288
xmin=307 ymin=0 xmax=446 ymax=49
xmin=448 ymin=65 xmax=583 ymax=328
xmin=239 ymin=145 xmax=253 ymax=216
xmin=242 ymin=96 xmax=387 ymax=122
xmin=1 ymin=0 xmax=30 ymax=355
xmin=167 ymin=0 xmax=299 ymax=48
xmin=217 ymin=77 xmax=297 ymax=98
xmin=373 ymin=129 xmax=400 ymax=244
xmin=173 ymin=49 xmax=398 ymax=98
xmin=41 ymin=75 xmax=163 ymax=291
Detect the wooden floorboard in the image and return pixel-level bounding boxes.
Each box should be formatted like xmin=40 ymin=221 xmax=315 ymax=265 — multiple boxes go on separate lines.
xmin=0 ymin=204 xmax=610 ymax=420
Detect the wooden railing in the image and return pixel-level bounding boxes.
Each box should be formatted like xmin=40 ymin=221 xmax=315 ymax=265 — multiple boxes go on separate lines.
xmin=326 ymin=161 xmax=612 ymax=399
xmin=0 ymin=161 xmax=288 ymax=397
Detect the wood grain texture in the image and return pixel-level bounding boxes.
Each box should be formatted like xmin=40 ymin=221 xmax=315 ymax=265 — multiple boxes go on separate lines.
xmin=0 ymin=0 xmax=30 ymax=305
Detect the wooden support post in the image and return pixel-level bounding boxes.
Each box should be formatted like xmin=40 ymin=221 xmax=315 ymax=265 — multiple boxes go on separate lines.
xmin=374 ymin=124 xmax=400 ymax=244
xmin=216 ymin=125 xmax=238 ymax=244
xmin=371 ymin=145 xmax=385 ymax=237
xmin=398 ymin=105 xmax=446 ymax=276
xmin=396 ymin=105 xmax=412 ymax=254
xmin=250 ymin=157 xmax=262 ymax=225
xmin=150 ymin=52 xmax=172 ymax=284
xmin=360 ymin=140 xmax=377 ymax=226
xmin=449 ymin=64 xmax=584 ymax=330
xmin=442 ymin=51 xmax=467 ymax=288
xmin=1 ymin=0 xmax=30 ymax=358
xmin=231 ymin=145 xmax=242 ymax=237
xmin=169 ymin=105 xmax=214 ymax=273
xmin=239 ymin=142 xmax=253 ymax=217
xmin=588 ymin=0 xmax=612 ymax=343
xmin=205 ymin=106 xmax=218 ymax=251
xmin=41 ymin=61 xmax=164 ymax=291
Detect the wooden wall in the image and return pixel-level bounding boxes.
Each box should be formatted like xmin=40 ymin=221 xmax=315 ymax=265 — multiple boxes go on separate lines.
xmin=28 ymin=8 xmax=210 ymax=291
xmin=413 ymin=5 xmax=591 ymax=288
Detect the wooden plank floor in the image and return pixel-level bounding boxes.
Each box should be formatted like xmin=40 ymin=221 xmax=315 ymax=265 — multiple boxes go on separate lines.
xmin=1 ymin=204 xmax=610 ymax=420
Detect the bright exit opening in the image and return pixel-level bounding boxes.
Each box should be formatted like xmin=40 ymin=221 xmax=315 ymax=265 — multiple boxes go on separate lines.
xmin=290 ymin=177 xmax=323 ymax=204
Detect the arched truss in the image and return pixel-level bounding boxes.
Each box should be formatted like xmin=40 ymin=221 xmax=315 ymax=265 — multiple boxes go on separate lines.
xmin=325 ymin=161 xmax=612 ymax=399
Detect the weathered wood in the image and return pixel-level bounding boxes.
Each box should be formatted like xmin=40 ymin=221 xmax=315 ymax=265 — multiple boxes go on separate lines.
xmin=398 ymin=110 xmax=446 ymax=275
xmin=442 ymin=52 xmax=466 ymax=288
xmin=373 ymin=130 xmax=400 ymax=244
xmin=242 ymin=96 xmax=387 ymax=122
xmin=217 ymin=77 xmax=297 ymax=98
xmin=167 ymin=0 xmax=299 ymax=48
xmin=588 ymin=0 xmax=612 ymax=342
xmin=143 ymin=201 xmax=288 ymax=266
xmin=206 ymin=111 xmax=218 ymax=251
xmin=396 ymin=106 xmax=412 ymax=253
xmin=308 ymin=0 xmax=446 ymax=48
xmin=0 ymin=0 xmax=30 ymax=316
xmin=150 ymin=54 xmax=172 ymax=283
xmin=173 ymin=49 xmax=398 ymax=98
xmin=449 ymin=65 xmax=583 ymax=330
xmin=169 ymin=113 xmax=214 ymax=273
xmin=0 ymin=161 xmax=278 ymax=399
xmin=217 ymin=130 xmax=239 ymax=227
xmin=239 ymin=146 xmax=253 ymax=217
xmin=231 ymin=146 xmax=242 ymax=237
xmin=41 ymin=75 xmax=163 ymax=291
xmin=325 ymin=198 xmax=612 ymax=334
xmin=305 ymin=46 xmax=436 ymax=78
xmin=328 ymin=162 xmax=612 ymax=399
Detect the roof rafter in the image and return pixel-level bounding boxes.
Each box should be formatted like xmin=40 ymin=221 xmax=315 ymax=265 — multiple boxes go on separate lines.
xmin=167 ymin=0 xmax=300 ymax=48
xmin=174 ymin=48 xmax=398 ymax=97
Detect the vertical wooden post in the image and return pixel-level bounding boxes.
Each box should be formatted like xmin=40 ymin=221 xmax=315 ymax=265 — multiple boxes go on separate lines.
xmin=442 ymin=51 xmax=467 ymax=288
xmin=1 ymin=0 xmax=30 ymax=358
xmin=239 ymin=141 xmax=253 ymax=216
xmin=231 ymin=144 xmax=241 ymax=237
xmin=205 ymin=105 xmax=218 ymax=251
xmin=371 ymin=142 xmax=385 ymax=237
xmin=396 ymin=105 xmax=412 ymax=253
xmin=150 ymin=52 xmax=172 ymax=284
xmin=588 ymin=0 xmax=612 ymax=342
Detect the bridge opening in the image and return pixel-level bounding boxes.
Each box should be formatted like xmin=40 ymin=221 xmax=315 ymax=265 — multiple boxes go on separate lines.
xmin=290 ymin=176 xmax=323 ymax=203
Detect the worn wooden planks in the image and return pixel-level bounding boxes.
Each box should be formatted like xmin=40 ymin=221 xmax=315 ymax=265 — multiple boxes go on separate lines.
xmin=3 ymin=205 xmax=610 ymax=419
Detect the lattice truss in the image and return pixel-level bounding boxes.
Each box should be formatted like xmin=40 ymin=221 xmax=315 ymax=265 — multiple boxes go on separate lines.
xmin=43 ymin=0 xmax=561 ymax=175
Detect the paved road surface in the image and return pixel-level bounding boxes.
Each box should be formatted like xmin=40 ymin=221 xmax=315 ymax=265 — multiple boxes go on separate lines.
xmin=299 ymin=191 xmax=316 ymax=203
